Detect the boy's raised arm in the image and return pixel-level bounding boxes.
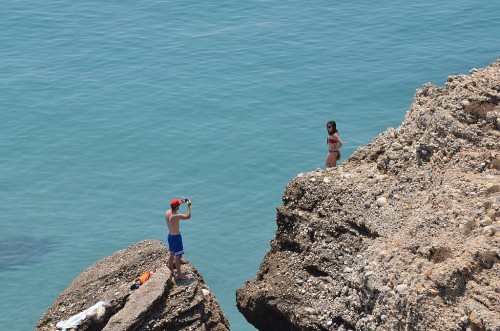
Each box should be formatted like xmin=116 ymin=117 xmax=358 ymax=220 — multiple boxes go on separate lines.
xmin=179 ymin=200 xmax=191 ymax=220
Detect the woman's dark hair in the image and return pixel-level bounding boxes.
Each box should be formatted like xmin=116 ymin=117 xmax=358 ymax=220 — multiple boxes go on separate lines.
xmin=326 ymin=120 xmax=338 ymax=133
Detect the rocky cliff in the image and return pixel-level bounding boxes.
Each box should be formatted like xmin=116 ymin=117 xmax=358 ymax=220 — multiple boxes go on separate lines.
xmin=36 ymin=239 xmax=229 ymax=331
xmin=237 ymin=60 xmax=500 ymax=330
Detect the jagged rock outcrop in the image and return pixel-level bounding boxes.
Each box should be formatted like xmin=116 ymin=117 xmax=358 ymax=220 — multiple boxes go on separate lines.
xmin=37 ymin=239 xmax=229 ymax=331
xmin=237 ymin=60 xmax=500 ymax=330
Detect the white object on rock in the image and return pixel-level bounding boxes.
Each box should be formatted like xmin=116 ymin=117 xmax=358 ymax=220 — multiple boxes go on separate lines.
xmin=396 ymin=284 xmax=408 ymax=295
xmin=56 ymin=301 xmax=107 ymax=331
xmin=376 ymin=197 xmax=388 ymax=206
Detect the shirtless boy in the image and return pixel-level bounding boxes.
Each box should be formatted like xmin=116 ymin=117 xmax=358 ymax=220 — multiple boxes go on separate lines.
xmin=165 ymin=197 xmax=191 ymax=280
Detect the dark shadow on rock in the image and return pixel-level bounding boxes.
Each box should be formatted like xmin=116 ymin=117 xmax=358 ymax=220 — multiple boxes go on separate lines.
xmin=175 ymin=277 xmax=195 ymax=286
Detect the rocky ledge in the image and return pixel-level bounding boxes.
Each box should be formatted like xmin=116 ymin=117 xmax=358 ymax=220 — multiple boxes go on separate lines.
xmin=237 ymin=60 xmax=500 ymax=330
xmin=36 ymin=239 xmax=229 ymax=331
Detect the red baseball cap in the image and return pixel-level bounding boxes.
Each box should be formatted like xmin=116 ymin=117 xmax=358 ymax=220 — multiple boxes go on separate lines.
xmin=170 ymin=199 xmax=182 ymax=208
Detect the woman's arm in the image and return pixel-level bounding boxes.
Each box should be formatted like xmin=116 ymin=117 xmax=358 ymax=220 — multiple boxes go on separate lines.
xmin=335 ymin=133 xmax=343 ymax=148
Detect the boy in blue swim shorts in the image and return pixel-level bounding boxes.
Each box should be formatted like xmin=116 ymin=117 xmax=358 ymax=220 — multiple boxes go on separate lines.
xmin=167 ymin=233 xmax=184 ymax=256
xmin=165 ymin=197 xmax=191 ymax=280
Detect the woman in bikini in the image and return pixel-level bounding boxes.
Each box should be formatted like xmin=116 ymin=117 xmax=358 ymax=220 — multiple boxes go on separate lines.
xmin=326 ymin=120 xmax=342 ymax=168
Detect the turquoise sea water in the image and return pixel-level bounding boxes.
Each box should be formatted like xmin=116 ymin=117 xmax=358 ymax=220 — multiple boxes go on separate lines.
xmin=1 ymin=1 xmax=498 ymax=329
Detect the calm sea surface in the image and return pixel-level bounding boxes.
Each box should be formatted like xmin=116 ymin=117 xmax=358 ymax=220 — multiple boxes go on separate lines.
xmin=1 ymin=0 xmax=498 ymax=329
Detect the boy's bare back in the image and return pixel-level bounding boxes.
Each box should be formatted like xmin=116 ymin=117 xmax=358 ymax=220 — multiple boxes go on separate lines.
xmin=165 ymin=199 xmax=191 ymax=235
xmin=166 ymin=210 xmax=181 ymax=235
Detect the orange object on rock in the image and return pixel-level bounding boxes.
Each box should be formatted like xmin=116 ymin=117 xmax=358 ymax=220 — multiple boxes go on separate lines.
xmin=138 ymin=271 xmax=154 ymax=284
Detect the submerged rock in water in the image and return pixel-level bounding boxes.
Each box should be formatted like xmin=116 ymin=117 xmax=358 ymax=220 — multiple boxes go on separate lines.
xmin=0 ymin=237 xmax=54 ymax=269
xmin=237 ymin=59 xmax=500 ymax=331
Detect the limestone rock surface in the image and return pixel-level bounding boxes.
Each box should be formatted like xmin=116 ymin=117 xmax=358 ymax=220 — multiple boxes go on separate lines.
xmin=36 ymin=239 xmax=229 ymax=331
xmin=237 ymin=60 xmax=500 ymax=330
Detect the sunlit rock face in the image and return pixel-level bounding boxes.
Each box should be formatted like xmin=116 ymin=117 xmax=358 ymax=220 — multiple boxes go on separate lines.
xmin=37 ymin=239 xmax=229 ymax=331
xmin=237 ymin=60 xmax=500 ymax=331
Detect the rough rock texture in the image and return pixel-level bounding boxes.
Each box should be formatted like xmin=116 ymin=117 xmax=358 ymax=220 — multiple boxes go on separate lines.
xmin=37 ymin=239 xmax=229 ymax=331
xmin=237 ymin=60 xmax=500 ymax=330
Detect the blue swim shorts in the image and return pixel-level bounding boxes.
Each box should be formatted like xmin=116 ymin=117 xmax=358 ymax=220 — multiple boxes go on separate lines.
xmin=168 ymin=233 xmax=184 ymax=256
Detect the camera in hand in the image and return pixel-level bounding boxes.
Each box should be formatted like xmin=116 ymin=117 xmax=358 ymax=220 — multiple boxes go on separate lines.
xmin=184 ymin=198 xmax=189 ymax=203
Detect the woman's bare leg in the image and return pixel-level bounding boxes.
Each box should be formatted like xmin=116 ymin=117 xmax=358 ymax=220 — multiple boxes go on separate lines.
xmin=326 ymin=152 xmax=338 ymax=168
